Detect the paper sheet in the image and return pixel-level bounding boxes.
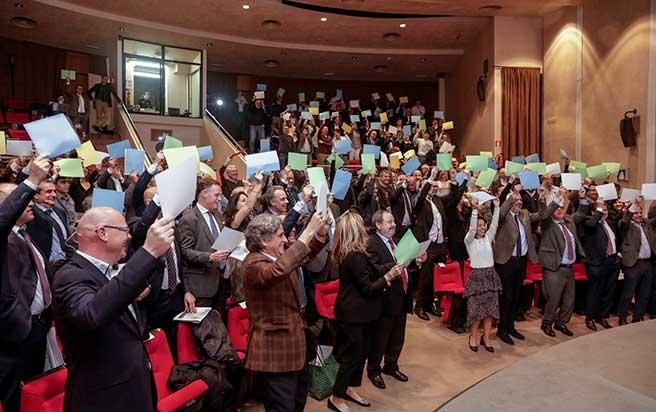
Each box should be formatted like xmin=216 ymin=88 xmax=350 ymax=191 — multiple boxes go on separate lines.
xmin=211 ymin=227 xmax=246 ymax=252
xmin=561 ymin=173 xmax=582 ymax=190
xmin=54 ymin=159 xmax=84 ymax=178
xmin=197 ymin=146 xmax=213 ymax=161
xmin=596 ymin=183 xmax=618 ymax=201
xmin=155 ymin=155 xmax=197 ymax=218
xmin=124 ymin=149 xmax=146 ymax=174
xmin=92 ymin=188 xmax=125 ymax=212
xmin=363 ymin=144 xmax=381 ymax=159
xmin=106 ymin=139 xmax=132 ymax=159
xmin=641 ymin=183 xmax=656 ymax=200
xmin=164 ymin=146 xmax=200 ymax=172
xmin=163 ymin=136 xmax=183 ymax=149
xmin=6 ymin=140 xmax=33 ymax=156
xmin=620 ymin=188 xmax=640 ymax=202
xmin=76 ymin=141 xmax=99 ymax=167
xmin=331 ymin=169 xmax=352 ymax=200
xmin=246 ymin=151 xmax=280 ymax=177
xmin=288 ymin=152 xmax=308 ymax=171
xmin=394 ymin=230 xmax=420 ymax=265
xmin=316 ymin=183 xmax=328 ymax=216
xmin=307 ymin=167 xmax=328 ymax=188
xmin=24 ymin=113 xmax=80 ymax=157
xmin=469 ymin=191 xmax=496 ymax=204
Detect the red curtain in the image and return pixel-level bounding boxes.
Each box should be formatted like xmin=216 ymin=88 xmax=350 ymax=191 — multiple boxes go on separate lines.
xmin=501 ymin=67 xmax=541 ymax=159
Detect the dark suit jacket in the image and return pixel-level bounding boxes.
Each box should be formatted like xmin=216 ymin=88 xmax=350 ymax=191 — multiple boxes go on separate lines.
xmin=242 ymin=236 xmax=325 ymax=373
xmin=574 ymin=203 xmax=619 ymax=266
xmin=25 ymin=204 xmax=70 ymax=261
xmin=0 ymin=182 xmax=39 ymax=345
xmin=413 ymin=180 xmax=466 ymax=242
xmin=334 ymin=251 xmax=388 ymax=324
xmin=366 ymin=235 xmax=412 ymax=316
xmin=538 ymin=202 xmax=586 ymax=272
xmin=52 ymin=250 xmax=160 ymax=412
xmin=389 ymin=186 xmax=415 ymax=229
xmin=493 ymin=195 xmax=544 ymax=264
xmin=178 ymin=206 xmax=223 ymax=300
xmin=617 ymin=210 xmax=656 ymax=267
xmin=96 ymin=171 xmax=130 ymax=192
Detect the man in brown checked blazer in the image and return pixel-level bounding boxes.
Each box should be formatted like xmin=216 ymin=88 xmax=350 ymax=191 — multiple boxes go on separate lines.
xmin=242 ymin=211 xmax=330 ymax=412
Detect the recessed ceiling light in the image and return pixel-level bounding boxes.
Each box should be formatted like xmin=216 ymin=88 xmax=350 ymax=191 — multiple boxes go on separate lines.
xmin=10 ymin=16 xmax=37 ymax=29
xmin=399 ymin=23 xmax=407 ymax=28
xmin=383 ymin=33 xmax=401 ymax=42
xmin=206 ymin=42 xmax=213 ymax=47
xmin=242 ymin=4 xmax=250 ymax=10
xmin=14 ymin=2 xmax=24 ymax=8
xmin=374 ymin=65 xmax=388 ymax=73
xmin=351 ymin=56 xmax=358 ymax=61
xmin=420 ymin=57 xmax=427 ymax=63
xmin=280 ymin=50 xmax=287 ymax=56
xmin=261 ymin=19 xmax=282 ymax=30
xmin=264 ymin=59 xmax=280 ymax=68
xmin=320 ymin=17 xmax=328 ymax=22
xmin=323 ymin=72 xmax=334 ymax=76
xmin=119 ymin=27 xmax=126 ymax=32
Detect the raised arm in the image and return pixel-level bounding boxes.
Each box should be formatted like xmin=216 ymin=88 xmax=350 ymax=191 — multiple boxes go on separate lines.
xmin=487 ymin=200 xmax=501 ymax=239
xmin=464 ymin=207 xmax=479 ymax=244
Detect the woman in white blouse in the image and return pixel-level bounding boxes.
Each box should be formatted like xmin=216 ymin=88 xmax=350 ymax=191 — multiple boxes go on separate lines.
xmin=463 ymin=197 xmax=502 ymax=352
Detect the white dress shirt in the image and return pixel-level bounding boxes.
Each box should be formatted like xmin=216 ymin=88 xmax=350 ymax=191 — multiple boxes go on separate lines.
xmin=77 ymin=94 xmax=86 ymax=114
xmin=600 ymin=220 xmax=617 ymax=255
xmin=196 ymin=203 xmax=220 ymax=235
xmin=633 ymin=222 xmax=652 ymax=259
xmin=510 ymin=211 xmax=529 ymax=257
xmin=428 ymin=199 xmax=444 ymax=244
xmin=464 ymin=207 xmax=499 ymax=268
xmin=554 ymin=220 xmax=577 ymax=265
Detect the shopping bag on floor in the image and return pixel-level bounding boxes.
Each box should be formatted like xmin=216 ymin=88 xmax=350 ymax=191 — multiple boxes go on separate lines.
xmin=308 ymin=345 xmax=339 ymax=400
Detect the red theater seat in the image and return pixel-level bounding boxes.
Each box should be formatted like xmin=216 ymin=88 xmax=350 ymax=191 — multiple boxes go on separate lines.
xmin=145 ymin=329 xmax=208 ymax=412
xmin=20 ymin=366 xmax=67 ymax=412
xmin=314 ymin=280 xmax=339 ymax=320
xmin=227 ymin=305 xmax=249 ymax=360
xmin=7 ymin=129 xmax=30 ymax=141
xmin=573 ymin=262 xmax=587 ymax=281
xmin=5 ymin=111 xmax=30 ymax=126
xmin=177 ymin=322 xmax=203 ymax=364
xmin=526 ymin=260 xmax=544 ymax=306
xmin=434 ymin=262 xmax=464 ymax=322
xmin=4 ymin=98 xmax=29 ymax=110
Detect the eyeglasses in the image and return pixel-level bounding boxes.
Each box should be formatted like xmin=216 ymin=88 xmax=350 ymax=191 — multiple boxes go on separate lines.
xmin=101 ymin=225 xmax=130 ymax=233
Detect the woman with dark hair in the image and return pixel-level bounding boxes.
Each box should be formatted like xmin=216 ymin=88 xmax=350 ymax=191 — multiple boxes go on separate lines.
xmin=223 ymin=171 xmax=263 ymax=232
xmin=328 ymin=211 xmax=404 ymax=412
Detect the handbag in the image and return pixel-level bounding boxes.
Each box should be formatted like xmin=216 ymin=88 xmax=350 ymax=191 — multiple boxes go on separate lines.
xmin=307 ymin=345 xmax=339 ymax=400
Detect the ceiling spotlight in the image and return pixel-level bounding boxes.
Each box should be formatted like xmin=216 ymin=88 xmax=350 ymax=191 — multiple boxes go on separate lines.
xmin=352 ymin=56 xmax=358 ymax=61
xmin=242 ymin=4 xmax=250 ymax=10
xmin=280 ymin=50 xmax=288 ymax=56
xmin=206 ymin=42 xmax=213 ymax=47
xmin=264 ymin=59 xmax=280 ymax=68
xmin=216 ymin=99 xmax=224 ymax=106
xmin=479 ymin=5 xmax=503 ymax=12
xmin=399 ymin=23 xmax=407 ymax=28
xmin=420 ymin=57 xmax=427 ymax=63
xmin=119 ymin=27 xmax=126 ymax=32
xmin=320 ymin=17 xmax=328 ymax=22
xmin=14 ymin=2 xmax=24 ymax=8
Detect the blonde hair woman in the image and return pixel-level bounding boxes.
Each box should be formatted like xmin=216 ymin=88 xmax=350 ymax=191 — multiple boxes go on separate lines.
xmin=328 ymin=212 xmax=404 ymax=412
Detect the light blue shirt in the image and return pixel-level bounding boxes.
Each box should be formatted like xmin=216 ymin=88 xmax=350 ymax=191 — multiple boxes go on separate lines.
xmin=511 ymin=211 xmax=529 ymax=257
xmin=553 ymin=220 xmax=576 ymax=265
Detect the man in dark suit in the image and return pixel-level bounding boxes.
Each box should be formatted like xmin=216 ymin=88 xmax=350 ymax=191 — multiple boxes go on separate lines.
xmin=96 ymin=158 xmax=130 ymax=192
xmin=178 ymin=178 xmax=230 ymax=313
xmin=412 ymin=168 xmax=467 ymax=320
xmin=574 ymin=198 xmax=620 ymax=330
xmin=26 ymin=179 xmax=71 ymax=270
xmin=617 ymin=199 xmax=656 ymax=325
xmin=242 ymin=212 xmax=328 ymax=412
xmin=0 ymin=156 xmax=51 ymax=412
xmin=389 ymin=176 xmax=417 ymax=242
xmin=52 ymin=207 xmax=174 ymax=412
xmin=366 ymin=210 xmax=412 ymax=390
xmin=538 ymin=189 xmax=585 ymax=337
xmin=493 ymin=189 xmax=544 ymax=345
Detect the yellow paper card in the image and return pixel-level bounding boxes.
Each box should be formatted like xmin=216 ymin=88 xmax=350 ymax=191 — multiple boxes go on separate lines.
xmin=164 ymin=146 xmax=200 ymax=172
xmin=403 ymin=150 xmax=416 ymax=159
xmin=443 ymin=121 xmax=454 ymax=130
xmin=341 ymin=123 xmax=352 ymax=134
xmin=0 ymin=131 xmax=6 ymax=155
xmin=199 ymin=162 xmax=217 ymax=179
xmin=309 ymin=107 xmax=319 ymax=115
xmin=418 ymin=119 xmax=427 ymax=131
xmin=76 ymin=140 xmax=99 ymax=167
xmin=379 ymin=112 xmax=388 ymax=124
xmin=390 ymin=152 xmax=402 ymax=169
xmin=399 ymin=96 xmax=409 ymax=104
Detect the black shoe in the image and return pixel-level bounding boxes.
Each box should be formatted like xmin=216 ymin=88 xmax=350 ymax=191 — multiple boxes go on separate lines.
xmin=480 ymin=336 xmax=494 ymax=353
xmin=468 ymin=335 xmax=478 ymax=352
xmin=369 ymin=374 xmax=386 ymax=389
xmin=515 ymin=313 xmax=526 ymax=322
xmin=585 ymin=319 xmax=597 ymax=331
xmin=428 ymin=306 xmax=442 ymax=317
xmin=618 ymin=317 xmax=628 ymax=326
xmin=92 ymin=125 xmax=101 ymax=133
xmin=509 ymin=329 xmax=525 ymax=340
xmin=414 ymin=308 xmax=430 ymax=321
xmin=497 ymin=332 xmax=514 ymax=345
xmin=343 ymin=392 xmax=370 ymax=407
xmin=554 ymin=323 xmax=574 ymax=336
xmin=596 ymin=318 xmax=613 ymax=329
xmin=541 ymin=324 xmax=556 ymax=337
xmin=328 ymin=398 xmax=351 ymax=412
xmin=383 ymin=369 xmax=408 ymax=382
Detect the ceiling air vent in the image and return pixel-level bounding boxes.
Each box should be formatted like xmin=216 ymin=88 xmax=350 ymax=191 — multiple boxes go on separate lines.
xmin=264 ymin=59 xmax=280 ymax=68
xmin=11 ymin=16 xmax=37 ymax=29
xmin=261 ymin=20 xmax=282 ymax=30
xmin=382 ymin=33 xmax=401 ymax=42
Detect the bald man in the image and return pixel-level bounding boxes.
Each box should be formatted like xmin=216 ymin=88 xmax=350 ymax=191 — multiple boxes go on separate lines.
xmin=52 ymin=208 xmax=174 ymax=412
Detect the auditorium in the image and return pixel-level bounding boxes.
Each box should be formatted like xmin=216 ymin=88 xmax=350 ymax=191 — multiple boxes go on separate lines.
xmin=1 ymin=1 xmax=655 ymax=411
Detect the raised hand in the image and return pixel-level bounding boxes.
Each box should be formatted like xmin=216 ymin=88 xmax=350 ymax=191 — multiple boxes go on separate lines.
xmin=27 ymin=154 xmax=52 ymax=186
xmin=143 ymin=216 xmax=175 ymax=258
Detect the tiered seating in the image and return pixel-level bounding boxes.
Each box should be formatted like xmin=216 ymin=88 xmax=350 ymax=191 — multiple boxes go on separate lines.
xmin=434 ymin=262 xmax=465 ymax=322
xmin=314 ymin=280 xmax=339 ymax=320
xmin=20 ymin=366 xmax=67 ymax=412
xmin=3 ymin=97 xmax=30 ymax=111
xmin=227 ymin=305 xmax=249 ymax=360
xmin=145 ymin=329 xmax=209 ymax=412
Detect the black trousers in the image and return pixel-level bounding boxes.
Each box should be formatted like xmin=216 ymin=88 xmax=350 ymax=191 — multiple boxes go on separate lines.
xmin=333 ymin=321 xmax=371 ymax=397
xmin=367 ymin=313 xmax=407 ymax=376
xmin=585 ymin=256 xmax=620 ymax=321
xmin=416 ymin=242 xmax=447 ymax=310
xmin=148 ymin=285 xmax=185 ymax=360
xmin=619 ymin=260 xmax=653 ymax=320
xmin=647 ymin=261 xmax=656 ymax=317
xmin=0 ymin=315 xmax=50 ymax=412
xmin=495 ymin=256 xmax=527 ymax=334
xmin=258 ymin=368 xmax=308 ymax=412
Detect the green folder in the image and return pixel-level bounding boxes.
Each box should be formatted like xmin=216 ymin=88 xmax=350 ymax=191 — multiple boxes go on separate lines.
xmin=327 ymin=154 xmax=345 ymax=168
xmin=307 ymin=167 xmax=327 ymax=188
xmin=394 ymin=230 xmax=420 ymax=265
xmin=480 ymin=151 xmax=493 ymax=158
xmin=505 ymin=161 xmax=524 ymax=175
xmin=54 ymin=158 xmax=84 ymax=178
xmin=569 ymin=160 xmax=588 ymax=178
xmin=476 ymin=168 xmax=496 ymax=189
xmin=163 ymin=136 xmax=183 ymax=149
xmin=602 ymin=162 xmax=621 ymax=175
xmin=361 ymin=153 xmax=376 ymax=173
xmin=466 ymin=155 xmax=488 ymax=172
xmin=437 ymin=153 xmax=452 ymax=171
xmin=526 ymin=162 xmax=547 ymax=175
xmin=587 ymin=164 xmax=608 ymax=181
xmin=288 ymin=152 xmax=308 ymax=171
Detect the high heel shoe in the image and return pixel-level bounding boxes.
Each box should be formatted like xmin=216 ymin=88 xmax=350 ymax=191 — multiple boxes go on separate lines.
xmin=468 ymin=335 xmax=478 ymax=352
xmin=480 ymin=336 xmax=494 ymax=353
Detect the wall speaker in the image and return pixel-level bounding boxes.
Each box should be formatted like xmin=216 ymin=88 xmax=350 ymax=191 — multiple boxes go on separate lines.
xmin=477 ymin=76 xmax=486 ymax=102
xmin=619 ymin=109 xmax=638 ymax=147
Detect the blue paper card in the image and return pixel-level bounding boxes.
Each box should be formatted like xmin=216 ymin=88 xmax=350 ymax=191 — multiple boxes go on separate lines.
xmin=363 ymin=144 xmax=381 ymax=159
xmin=301 ymin=112 xmax=312 ymax=120
xmin=511 ymin=155 xmax=526 ymax=164
xmin=246 ymin=150 xmax=280 ymax=177
xmin=456 ymin=172 xmax=470 ymax=186
xmin=402 ymin=156 xmax=421 ymax=175
xmin=197 ymin=145 xmax=213 ymax=161
xmin=92 ymin=188 xmax=125 ymax=212
xmin=106 ymin=139 xmax=132 ymax=159
xmin=403 ymin=125 xmax=412 ymax=136
xmin=331 ymin=169 xmax=352 ymax=200
xmin=488 ymin=159 xmax=498 ymax=169
xmin=371 ymin=122 xmax=381 ymax=130
xmin=124 ymin=149 xmax=145 ymax=174
xmin=260 ymin=139 xmax=270 ymax=152
xmin=286 ymin=104 xmax=297 ymax=112
xmin=525 ymin=153 xmax=540 ymax=163
xmin=256 ymin=83 xmax=267 ymax=91
xmin=23 ymin=113 xmax=80 ymax=158
xmin=336 ymin=89 xmax=343 ymax=99
xmin=335 ymin=139 xmax=352 ymax=155
xmin=519 ymin=170 xmax=540 ymax=190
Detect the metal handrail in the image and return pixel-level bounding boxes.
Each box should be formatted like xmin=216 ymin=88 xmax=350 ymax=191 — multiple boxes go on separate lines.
xmin=204 ymin=108 xmax=243 ymax=155
xmin=114 ymin=96 xmax=152 ymax=164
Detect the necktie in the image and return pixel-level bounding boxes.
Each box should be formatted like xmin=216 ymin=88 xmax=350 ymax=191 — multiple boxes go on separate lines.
xmin=558 ymin=222 xmax=575 ymax=261
xmin=207 ymin=211 xmax=219 ymax=240
xmin=296 ymin=268 xmax=307 ymax=309
xmin=600 ymin=223 xmax=613 ymax=256
xmin=388 ymin=239 xmax=408 ymax=293
xmin=165 ymin=247 xmax=178 ymax=291
xmin=20 ymin=229 xmax=52 ymax=307
xmin=514 ymin=214 xmax=523 ymax=257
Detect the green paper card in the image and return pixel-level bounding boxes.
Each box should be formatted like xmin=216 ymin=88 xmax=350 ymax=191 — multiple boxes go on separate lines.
xmin=505 ymin=161 xmax=524 ymax=175
xmin=602 ymin=162 xmax=621 ymax=175
xmin=298 ymin=92 xmax=305 ymax=102
xmin=163 ymin=146 xmax=200 ymax=172
xmin=288 ymin=152 xmax=308 ymax=171
xmin=54 ymin=159 xmax=84 ymax=178
xmin=466 ymin=155 xmax=488 ymax=172
xmin=476 ymin=168 xmax=496 ymax=189
xmin=307 ymin=167 xmax=327 ymax=188
xmin=277 ymin=88 xmax=285 ymax=97
xmin=437 ymin=153 xmax=452 ymax=171
xmin=526 ymin=162 xmax=547 ymax=175
xmin=394 ymin=230 xmax=420 ymax=265
xmin=587 ymin=164 xmax=607 ymax=180
xmin=327 ymin=154 xmax=345 ymax=168
xmin=163 ymin=136 xmax=183 ymax=149
xmin=480 ymin=151 xmax=493 ymax=159
xmin=569 ymin=160 xmax=587 ymax=173
xmin=361 ymin=153 xmax=376 ymax=173
xmin=199 ymin=162 xmax=217 ymax=179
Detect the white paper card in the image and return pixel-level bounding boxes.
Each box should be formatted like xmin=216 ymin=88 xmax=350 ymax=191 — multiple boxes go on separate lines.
xmin=212 ymin=227 xmax=245 ymax=252
xmin=173 ymin=307 xmax=212 ymax=323
xmin=6 ymin=140 xmax=33 ymax=156
xmin=561 ymin=173 xmax=582 ymax=190
xmin=596 ymin=183 xmax=618 ymax=201
xmin=254 ymin=91 xmax=265 ymax=99
xmin=620 ymin=188 xmax=640 ymax=202
xmin=641 ymin=183 xmax=656 ymax=200
xmin=155 ymin=155 xmax=197 ymax=218
xmin=349 ymin=100 xmax=359 ymax=108
xmin=388 ymin=126 xmax=398 ymax=135
xmin=545 ymin=162 xmax=561 ymax=176
xmin=317 ymin=183 xmax=328 ymax=216
xmin=469 ymin=191 xmax=496 ymax=204
xmin=379 ymin=152 xmax=389 ymax=168
xmin=229 ymin=240 xmax=249 ymax=261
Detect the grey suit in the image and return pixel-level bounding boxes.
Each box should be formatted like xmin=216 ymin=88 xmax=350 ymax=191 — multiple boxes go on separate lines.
xmin=178 ymin=206 xmax=224 ymax=305
xmin=538 ymin=202 xmax=586 ymax=326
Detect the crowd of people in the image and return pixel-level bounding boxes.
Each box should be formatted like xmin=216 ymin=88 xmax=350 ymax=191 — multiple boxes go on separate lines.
xmin=1 ymin=91 xmax=656 ymax=412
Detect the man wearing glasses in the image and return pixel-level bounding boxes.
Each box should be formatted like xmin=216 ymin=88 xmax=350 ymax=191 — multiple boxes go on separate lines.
xmin=52 ymin=207 xmax=175 ymax=412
